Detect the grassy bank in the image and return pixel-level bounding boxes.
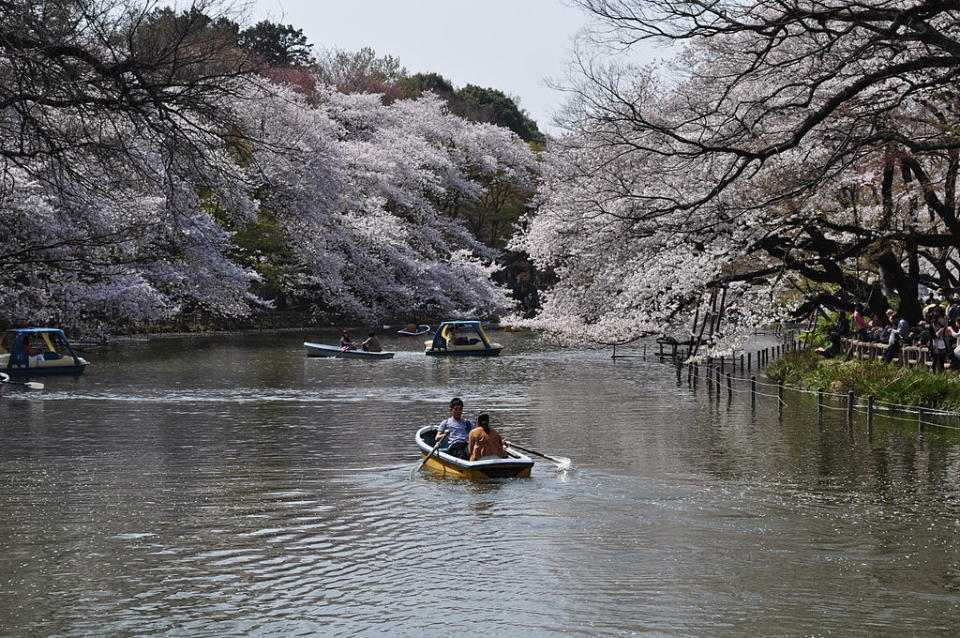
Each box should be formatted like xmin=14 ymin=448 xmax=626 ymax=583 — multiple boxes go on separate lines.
xmin=765 ymin=349 xmax=960 ymax=411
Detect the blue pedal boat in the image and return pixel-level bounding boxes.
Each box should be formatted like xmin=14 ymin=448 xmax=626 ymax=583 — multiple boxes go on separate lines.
xmin=0 ymin=328 xmax=90 ymax=374
xmin=424 ymin=320 xmax=503 ymax=356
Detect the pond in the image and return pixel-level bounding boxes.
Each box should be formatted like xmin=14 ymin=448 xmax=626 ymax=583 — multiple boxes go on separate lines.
xmin=1 ymin=329 xmax=958 ymax=637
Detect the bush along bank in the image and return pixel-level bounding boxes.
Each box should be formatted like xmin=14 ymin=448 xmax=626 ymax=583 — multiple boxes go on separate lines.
xmin=765 ymin=348 xmax=960 ymax=412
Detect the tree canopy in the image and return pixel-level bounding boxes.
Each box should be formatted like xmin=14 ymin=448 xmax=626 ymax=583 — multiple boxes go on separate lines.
xmin=0 ymin=0 xmax=538 ymax=333
xmin=514 ymin=0 xmax=960 ymax=352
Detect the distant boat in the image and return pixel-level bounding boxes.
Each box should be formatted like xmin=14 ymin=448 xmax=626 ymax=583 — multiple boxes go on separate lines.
xmin=397 ymin=324 xmax=431 ymax=336
xmin=415 ymin=426 xmax=533 ymax=479
xmin=0 ymin=328 xmax=90 ymax=374
xmin=424 ymin=320 xmax=502 ymax=357
xmin=304 ymin=342 xmax=395 ymax=359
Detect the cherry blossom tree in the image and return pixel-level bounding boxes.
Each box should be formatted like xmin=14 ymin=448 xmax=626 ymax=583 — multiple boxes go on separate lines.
xmin=0 ymin=2 xmax=537 ymax=333
xmin=237 ymin=84 xmax=537 ymax=321
xmin=512 ymin=0 xmax=960 ymax=352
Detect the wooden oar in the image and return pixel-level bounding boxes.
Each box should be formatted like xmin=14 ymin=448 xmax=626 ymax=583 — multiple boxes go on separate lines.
xmin=414 ymin=431 xmax=446 ymax=473
xmin=504 ymin=440 xmax=571 ymax=469
xmin=0 ymin=372 xmax=44 ymax=390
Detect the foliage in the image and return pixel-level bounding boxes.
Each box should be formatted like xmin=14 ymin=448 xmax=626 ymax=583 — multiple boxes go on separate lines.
xmin=313 ymin=47 xmax=407 ymax=101
xmin=239 ymin=20 xmax=314 ymax=67
xmin=452 ymin=85 xmax=544 ymax=144
xmin=766 ymin=351 xmax=960 ymax=411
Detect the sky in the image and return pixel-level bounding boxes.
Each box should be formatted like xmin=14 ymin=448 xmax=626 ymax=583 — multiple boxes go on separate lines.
xmin=244 ymin=0 xmax=593 ymax=135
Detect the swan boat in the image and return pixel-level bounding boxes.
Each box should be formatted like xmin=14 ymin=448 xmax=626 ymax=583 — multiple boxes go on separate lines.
xmin=415 ymin=426 xmax=534 ymax=479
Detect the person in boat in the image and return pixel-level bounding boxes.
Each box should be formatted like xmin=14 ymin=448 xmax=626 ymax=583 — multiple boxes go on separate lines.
xmin=339 ymin=330 xmax=358 ymax=350
xmin=404 ymin=321 xmax=418 ymax=333
xmin=445 ymin=325 xmax=459 ymax=349
xmin=468 ymin=413 xmax=507 ymax=461
xmin=23 ymin=337 xmax=44 ymax=361
xmin=436 ymin=397 xmax=473 ymax=459
xmin=361 ymin=330 xmax=382 ymax=352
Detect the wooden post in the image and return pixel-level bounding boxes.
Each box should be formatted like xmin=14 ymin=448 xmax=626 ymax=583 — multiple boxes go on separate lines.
xmin=847 ymin=392 xmax=854 ymax=426
xmin=748 ymin=352 xmax=752 ymax=369
xmin=751 ymin=375 xmax=756 ymax=407
xmin=726 ymin=373 xmax=732 ymax=399
xmin=720 ymin=355 xmax=725 ymax=373
xmin=817 ymin=388 xmax=824 ymax=414
xmin=918 ymin=407 xmax=925 ymax=432
xmin=867 ymin=396 xmax=874 ymax=433
xmin=778 ymin=380 xmax=784 ymax=416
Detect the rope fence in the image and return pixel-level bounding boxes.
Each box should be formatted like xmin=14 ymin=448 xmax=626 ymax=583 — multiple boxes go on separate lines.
xmin=665 ymin=339 xmax=960 ymax=434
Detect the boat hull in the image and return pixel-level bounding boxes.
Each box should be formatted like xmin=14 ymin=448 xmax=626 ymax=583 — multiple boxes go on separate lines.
xmin=0 ymin=362 xmax=88 ymax=375
xmin=415 ymin=426 xmax=533 ymax=479
xmin=425 ymin=347 xmax=502 ymax=357
xmin=304 ymin=342 xmax=395 ymax=359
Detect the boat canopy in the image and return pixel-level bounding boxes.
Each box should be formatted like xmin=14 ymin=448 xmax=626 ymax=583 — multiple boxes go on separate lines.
xmin=428 ymin=320 xmax=495 ymax=351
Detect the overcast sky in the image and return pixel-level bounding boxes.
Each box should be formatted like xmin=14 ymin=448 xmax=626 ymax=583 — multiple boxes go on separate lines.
xmin=245 ymin=0 xmax=593 ymax=134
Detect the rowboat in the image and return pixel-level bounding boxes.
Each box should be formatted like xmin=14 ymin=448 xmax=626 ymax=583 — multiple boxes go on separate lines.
xmin=397 ymin=324 xmax=431 ymax=336
xmin=0 ymin=328 xmax=90 ymax=374
xmin=303 ymin=342 xmax=395 ymax=359
xmin=415 ymin=426 xmax=534 ymax=479
xmin=424 ymin=320 xmax=503 ymax=356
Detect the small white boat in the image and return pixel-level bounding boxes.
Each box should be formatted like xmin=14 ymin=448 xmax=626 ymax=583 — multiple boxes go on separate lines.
xmin=397 ymin=324 xmax=431 ymax=336
xmin=304 ymin=342 xmax=395 ymax=359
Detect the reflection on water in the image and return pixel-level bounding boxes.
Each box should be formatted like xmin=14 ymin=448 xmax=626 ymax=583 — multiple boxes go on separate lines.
xmin=1 ymin=330 xmax=959 ymax=637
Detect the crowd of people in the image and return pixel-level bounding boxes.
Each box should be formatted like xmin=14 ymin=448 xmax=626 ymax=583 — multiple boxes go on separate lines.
xmin=821 ymin=291 xmax=960 ymax=373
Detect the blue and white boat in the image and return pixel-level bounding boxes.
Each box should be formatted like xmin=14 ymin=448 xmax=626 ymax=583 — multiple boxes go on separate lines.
xmin=424 ymin=320 xmax=503 ymax=357
xmin=0 ymin=328 xmax=90 ymax=374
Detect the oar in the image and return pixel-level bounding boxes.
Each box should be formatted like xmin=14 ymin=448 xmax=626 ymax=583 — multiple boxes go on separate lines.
xmin=414 ymin=431 xmax=446 ymax=474
xmin=504 ymin=440 xmax=571 ymax=469
xmin=0 ymin=373 xmax=44 ymax=390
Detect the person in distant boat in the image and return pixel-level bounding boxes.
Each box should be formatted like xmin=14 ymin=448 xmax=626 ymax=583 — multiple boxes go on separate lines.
xmin=468 ymin=413 xmax=507 ymax=461
xmin=405 ymin=322 xmax=418 ymax=333
xmin=361 ymin=330 xmax=382 ymax=352
xmin=445 ymin=325 xmax=459 ymax=349
xmin=436 ymin=397 xmax=473 ymax=459
xmin=22 ymin=338 xmax=43 ymax=361
xmin=339 ymin=330 xmax=357 ymax=350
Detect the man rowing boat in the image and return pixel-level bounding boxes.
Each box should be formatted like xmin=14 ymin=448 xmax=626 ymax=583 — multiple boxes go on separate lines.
xmin=435 ymin=397 xmax=473 ymax=459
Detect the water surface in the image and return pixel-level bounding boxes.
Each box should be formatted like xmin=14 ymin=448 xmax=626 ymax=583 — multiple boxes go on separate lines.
xmin=1 ymin=330 xmax=958 ymax=637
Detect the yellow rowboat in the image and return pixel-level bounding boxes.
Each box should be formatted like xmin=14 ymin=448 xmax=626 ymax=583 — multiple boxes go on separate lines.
xmin=415 ymin=426 xmax=534 ymax=479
